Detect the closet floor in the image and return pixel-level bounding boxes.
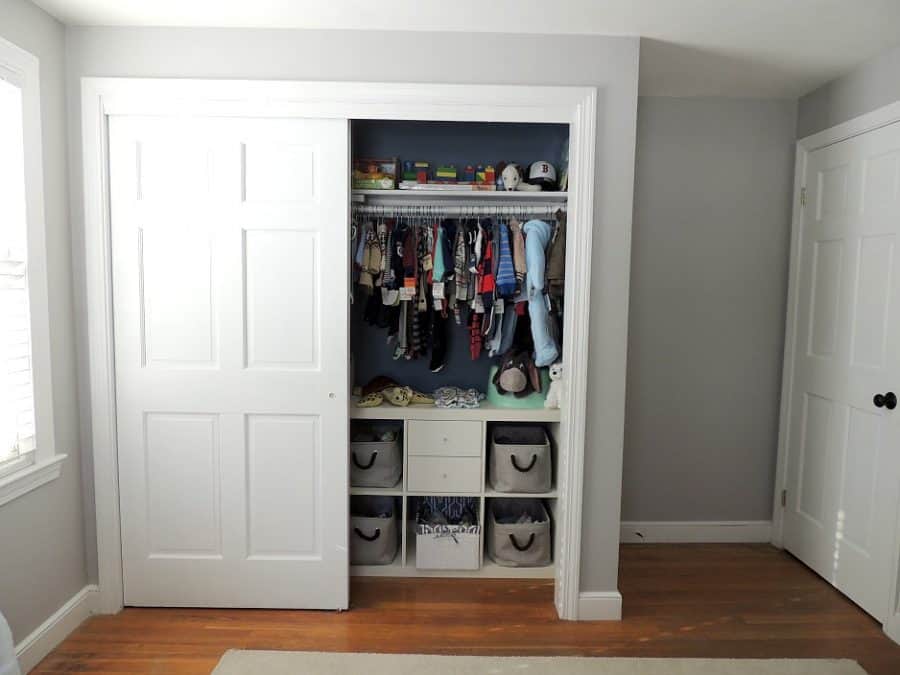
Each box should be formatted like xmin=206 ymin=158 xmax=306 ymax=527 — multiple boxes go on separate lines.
xmin=34 ymin=545 xmax=900 ymax=675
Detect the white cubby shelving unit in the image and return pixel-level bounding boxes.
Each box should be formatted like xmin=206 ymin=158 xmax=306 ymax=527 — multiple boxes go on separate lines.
xmin=350 ymin=401 xmax=560 ymax=579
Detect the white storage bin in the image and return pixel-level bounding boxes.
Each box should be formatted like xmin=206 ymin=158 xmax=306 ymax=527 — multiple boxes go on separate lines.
xmin=350 ymin=496 xmax=399 ymax=566
xmin=489 ymin=425 xmax=552 ymax=493
xmin=415 ymin=524 xmax=480 ymax=570
xmin=350 ymin=430 xmax=402 ymax=488
xmin=415 ymin=497 xmax=480 ymax=571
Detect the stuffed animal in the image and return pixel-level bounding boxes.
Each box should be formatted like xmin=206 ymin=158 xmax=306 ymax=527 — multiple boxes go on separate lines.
xmin=544 ymin=362 xmax=563 ymax=409
xmin=493 ymin=348 xmax=542 ymax=397
xmin=501 ymin=163 xmax=541 ymax=192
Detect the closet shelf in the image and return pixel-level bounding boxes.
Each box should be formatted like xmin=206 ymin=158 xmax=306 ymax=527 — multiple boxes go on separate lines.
xmin=350 ymin=536 xmax=555 ymax=579
xmin=484 ymin=488 xmax=558 ymax=499
xmin=350 ymin=400 xmax=561 ymax=423
xmin=349 ymin=561 xmax=554 ymax=579
xmin=349 ymin=486 xmax=403 ymax=497
xmin=352 ymin=189 xmax=568 ymax=204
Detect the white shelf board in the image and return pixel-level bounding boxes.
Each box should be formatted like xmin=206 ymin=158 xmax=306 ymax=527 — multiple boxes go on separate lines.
xmin=353 ymin=189 xmax=568 ymax=202
xmin=351 ymin=541 xmax=554 ymax=579
xmin=351 ymin=400 xmax=561 ymax=423
xmin=350 ymin=486 xmax=404 ymax=497
xmin=484 ymin=489 xmax=558 ymax=499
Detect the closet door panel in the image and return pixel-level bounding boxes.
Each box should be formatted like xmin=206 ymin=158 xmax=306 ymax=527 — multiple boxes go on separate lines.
xmin=243 ymin=228 xmax=318 ymax=369
xmin=111 ymin=115 xmax=349 ymax=610
xmin=783 ymin=120 xmax=900 ymax=622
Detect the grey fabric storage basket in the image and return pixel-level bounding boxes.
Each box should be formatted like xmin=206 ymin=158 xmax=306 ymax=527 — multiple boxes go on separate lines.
xmin=350 ymin=435 xmax=401 ymax=488
xmin=350 ymin=496 xmax=398 ymax=566
xmin=489 ymin=426 xmax=551 ymax=493
xmin=487 ymin=499 xmax=551 ymax=568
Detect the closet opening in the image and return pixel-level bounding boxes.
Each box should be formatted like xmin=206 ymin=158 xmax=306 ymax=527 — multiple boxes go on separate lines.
xmin=348 ymin=119 xmax=569 ymax=587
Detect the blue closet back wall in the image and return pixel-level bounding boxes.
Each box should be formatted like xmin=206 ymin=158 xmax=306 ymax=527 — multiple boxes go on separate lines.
xmin=350 ymin=120 xmax=568 ymax=394
xmin=351 ymin=119 xmax=569 ymax=172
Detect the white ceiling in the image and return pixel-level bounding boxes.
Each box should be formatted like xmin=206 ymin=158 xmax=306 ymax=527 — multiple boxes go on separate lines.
xmin=33 ymin=0 xmax=900 ymax=98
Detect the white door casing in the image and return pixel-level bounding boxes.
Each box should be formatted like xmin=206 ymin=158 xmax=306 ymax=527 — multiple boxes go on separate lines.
xmin=82 ymin=79 xmax=601 ymax=619
xmin=782 ymin=120 xmax=900 ymax=622
xmin=109 ymin=115 xmax=349 ymax=608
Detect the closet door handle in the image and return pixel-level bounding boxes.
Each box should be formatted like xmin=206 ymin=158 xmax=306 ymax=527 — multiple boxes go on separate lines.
xmin=511 ymin=454 xmax=538 ymax=473
xmin=354 ymin=527 xmax=381 ymax=542
xmin=874 ymin=392 xmax=897 ymax=410
xmin=352 ymin=451 xmax=378 ymax=470
xmin=509 ymin=533 xmax=536 ymax=552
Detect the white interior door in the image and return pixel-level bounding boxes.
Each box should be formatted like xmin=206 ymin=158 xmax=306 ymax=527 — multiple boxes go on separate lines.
xmin=109 ymin=114 xmax=350 ymax=608
xmin=783 ymin=121 xmax=900 ymax=621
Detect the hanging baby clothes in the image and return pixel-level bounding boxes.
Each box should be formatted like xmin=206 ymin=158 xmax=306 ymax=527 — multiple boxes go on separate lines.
xmin=358 ymin=222 xmax=382 ymax=294
xmin=429 ymin=221 xmax=449 ymax=373
xmin=495 ymin=222 xmax=517 ymax=298
xmin=523 ymin=219 xmax=559 ymax=367
xmin=509 ymin=219 xmax=527 ymax=292
xmin=546 ymin=209 xmax=566 ymax=303
xmin=381 ymin=222 xmax=394 ymax=289
xmin=545 ymin=210 xmax=566 ymax=354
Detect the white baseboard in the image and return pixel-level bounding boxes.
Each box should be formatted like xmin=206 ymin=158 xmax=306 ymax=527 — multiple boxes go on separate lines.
xmin=884 ymin=613 xmax=900 ymax=646
xmin=620 ymin=521 xmax=773 ymax=544
xmin=15 ymin=585 xmax=98 ymax=673
xmin=577 ymin=591 xmax=622 ymax=620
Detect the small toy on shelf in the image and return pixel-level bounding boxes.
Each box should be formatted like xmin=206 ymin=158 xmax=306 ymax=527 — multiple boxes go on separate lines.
xmin=544 ymin=362 xmax=563 ymax=409
xmin=435 ymin=165 xmax=458 ymax=182
xmin=402 ymin=160 xmax=431 ymax=183
xmin=462 ymin=165 xmax=476 ymax=183
xmin=352 ymin=158 xmax=398 ymax=189
xmin=354 ymin=376 xmax=435 ymax=407
xmin=501 ymin=163 xmax=541 ymax=192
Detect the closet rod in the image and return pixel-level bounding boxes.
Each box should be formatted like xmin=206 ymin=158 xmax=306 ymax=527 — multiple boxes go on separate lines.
xmin=351 ymin=204 xmax=565 ymax=217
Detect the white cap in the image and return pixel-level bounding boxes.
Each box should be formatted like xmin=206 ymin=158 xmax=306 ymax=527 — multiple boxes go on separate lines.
xmin=528 ymin=161 xmax=557 ymax=185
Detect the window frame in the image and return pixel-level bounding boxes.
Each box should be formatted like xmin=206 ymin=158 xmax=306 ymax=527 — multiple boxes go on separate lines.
xmin=0 ymin=36 xmax=64 ymax=507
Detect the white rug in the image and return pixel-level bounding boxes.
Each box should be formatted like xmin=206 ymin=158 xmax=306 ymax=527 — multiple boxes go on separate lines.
xmin=213 ymin=651 xmax=868 ymax=675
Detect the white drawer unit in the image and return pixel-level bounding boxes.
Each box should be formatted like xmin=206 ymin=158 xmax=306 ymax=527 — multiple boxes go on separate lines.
xmin=407 ymin=420 xmax=482 ymax=457
xmin=407 ymin=455 xmax=482 ymax=493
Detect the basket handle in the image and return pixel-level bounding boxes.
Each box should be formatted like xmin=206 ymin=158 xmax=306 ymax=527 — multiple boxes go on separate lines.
xmin=354 ymin=527 xmax=382 ymax=542
xmin=509 ymin=533 xmax=536 ymax=552
xmin=510 ymin=453 xmax=538 ymax=473
xmin=352 ymin=451 xmax=378 ymax=470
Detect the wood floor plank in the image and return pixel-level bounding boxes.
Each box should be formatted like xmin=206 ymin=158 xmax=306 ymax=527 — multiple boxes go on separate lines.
xmin=31 ymin=545 xmax=900 ymax=674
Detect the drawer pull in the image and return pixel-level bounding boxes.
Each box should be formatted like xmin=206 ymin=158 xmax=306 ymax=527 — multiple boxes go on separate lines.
xmin=351 ymin=451 xmax=377 ymax=471
xmin=511 ymin=454 xmax=538 ymax=473
xmin=354 ymin=527 xmax=381 ymax=542
xmin=509 ymin=533 xmax=536 ymax=552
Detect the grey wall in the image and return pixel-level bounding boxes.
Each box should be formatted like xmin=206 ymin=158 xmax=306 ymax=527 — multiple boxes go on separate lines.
xmin=0 ymin=0 xmax=87 ymax=643
xmin=64 ymin=27 xmax=639 ymax=594
xmin=798 ymin=42 xmax=900 ymax=138
xmin=622 ymin=96 xmax=796 ymax=522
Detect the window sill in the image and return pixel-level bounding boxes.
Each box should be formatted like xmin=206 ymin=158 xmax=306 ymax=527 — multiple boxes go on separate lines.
xmin=0 ymin=454 xmax=67 ymax=508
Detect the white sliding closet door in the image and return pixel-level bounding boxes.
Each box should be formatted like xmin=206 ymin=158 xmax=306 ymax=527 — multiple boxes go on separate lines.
xmin=783 ymin=121 xmax=900 ymax=621
xmin=109 ymin=115 xmax=350 ymax=608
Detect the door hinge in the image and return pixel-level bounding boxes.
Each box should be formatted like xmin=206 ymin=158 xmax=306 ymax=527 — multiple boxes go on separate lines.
xmin=781 ymin=489 xmax=787 ymax=508
xmin=800 ymin=187 xmax=807 ymax=207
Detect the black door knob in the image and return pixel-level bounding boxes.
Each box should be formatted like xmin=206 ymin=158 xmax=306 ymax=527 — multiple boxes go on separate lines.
xmin=874 ymin=392 xmax=897 ymax=410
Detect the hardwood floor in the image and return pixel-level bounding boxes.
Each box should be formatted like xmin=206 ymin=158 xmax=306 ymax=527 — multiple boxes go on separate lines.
xmin=34 ymin=544 xmax=900 ymax=674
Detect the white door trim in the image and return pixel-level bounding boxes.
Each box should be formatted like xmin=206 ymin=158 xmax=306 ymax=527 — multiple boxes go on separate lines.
xmin=80 ymin=78 xmax=598 ymax=620
xmin=773 ymin=98 xmax=900 ymax=642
